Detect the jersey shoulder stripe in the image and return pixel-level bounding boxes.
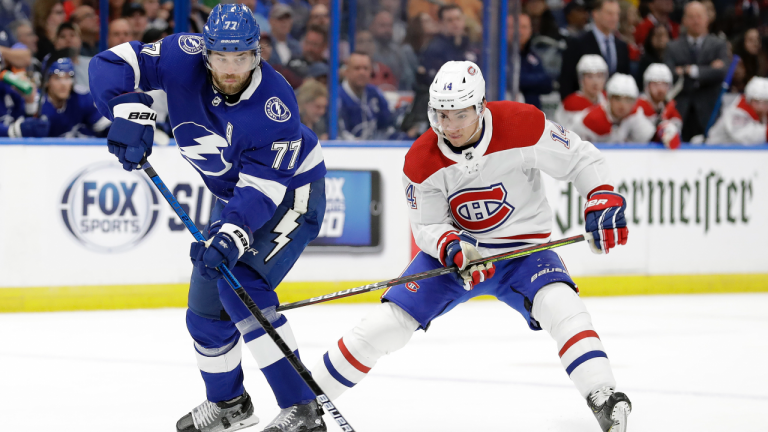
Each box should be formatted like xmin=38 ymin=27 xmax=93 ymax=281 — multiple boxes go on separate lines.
xmin=403 ymin=128 xmax=456 ymax=184
xmin=736 ymin=96 xmax=759 ymax=121
xmin=562 ymin=93 xmax=594 ymax=111
xmin=485 ymin=101 xmax=545 ymax=155
xmin=633 ymin=97 xmax=655 ymax=116
xmin=582 ymin=105 xmax=612 ymax=136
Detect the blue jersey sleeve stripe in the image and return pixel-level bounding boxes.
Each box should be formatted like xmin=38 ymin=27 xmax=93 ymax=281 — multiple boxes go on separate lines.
xmin=237 ymin=172 xmax=287 ymax=206
xmin=295 ymin=142 xmax=324 ymax=175
xmin=108 ymin=42 xmax=141 ymax=90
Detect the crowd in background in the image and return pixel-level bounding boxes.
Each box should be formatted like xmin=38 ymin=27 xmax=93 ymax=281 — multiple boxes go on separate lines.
xmin=2 ymin=0 xmax=768 ymax=144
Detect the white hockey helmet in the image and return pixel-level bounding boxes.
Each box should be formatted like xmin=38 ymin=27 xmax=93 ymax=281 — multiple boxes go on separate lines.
xmin=744 ymin=77 xmax=768 ymax=101
xmin=643 ymin=63 xmax=673 ymax=87
xmin=606 ymin=73 xmax=639 ymax=98
xmin=576 ymin=55 xmax=608 ymax=77
xmin=428 ymin=61 xmax=486 ymax=135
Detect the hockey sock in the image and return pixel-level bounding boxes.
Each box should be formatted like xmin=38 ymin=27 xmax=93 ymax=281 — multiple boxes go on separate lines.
xmin=235 ymin=307 xmax=315 ymax=408
xmin=313 ymin=302 xmax=419 ymax=400
xmin=532 ymin=282 xmax=616 ymax=398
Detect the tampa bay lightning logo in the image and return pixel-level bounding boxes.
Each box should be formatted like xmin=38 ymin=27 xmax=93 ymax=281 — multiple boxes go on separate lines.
xmin=265 ymin=97 xmax=291 ymax=122
xmin=173 ymin=122 xmax=233 ymax=176
xmin=179 ymin=35 xmax=204 ymax=54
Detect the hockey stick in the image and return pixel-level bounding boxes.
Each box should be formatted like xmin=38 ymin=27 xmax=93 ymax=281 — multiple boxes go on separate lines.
xmin=705 ymin=55 xmax=740 ymax=138
xmin=277 ymin=233 xmax=588 ymax=312
xmin=138 ymin=157 xmax=357 ymax=432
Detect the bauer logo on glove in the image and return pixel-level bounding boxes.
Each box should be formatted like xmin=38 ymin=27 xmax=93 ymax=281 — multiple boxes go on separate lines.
xmin=584 ymin=189 xmax=629 ymax=254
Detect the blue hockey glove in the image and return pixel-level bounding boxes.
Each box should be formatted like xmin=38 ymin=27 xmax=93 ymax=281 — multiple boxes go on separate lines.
xmin=8 ymin=117 xmax=50 ymax=137
xmin=584 ymin=190 xmax=629 ymax=254
xmin=438 ymin=230 xmax=496 ymax=290
xmin=190 ymin=223 xmax=253 ymax=280
xmin=107 ymin=93 xmax=156 ymax=171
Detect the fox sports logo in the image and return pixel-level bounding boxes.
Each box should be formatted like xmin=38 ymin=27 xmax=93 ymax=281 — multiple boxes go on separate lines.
xmin=60 ymin=162 xmax=160 ymax=252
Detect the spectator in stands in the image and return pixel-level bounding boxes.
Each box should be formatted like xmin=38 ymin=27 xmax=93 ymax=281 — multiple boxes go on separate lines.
xmin=355 ymin=30 xmax=398 ymax=90
xmin=371 ymin=10 xmax=416 ymax=91
xmin=109 ymin=0 xmax=125 ymax=21
xmin=307 ymin=62 xmax=329 ymax=85
xmin=560 ymin=0 xmax=589 ymax=38
xmin=259 ymin=32 xmax=303 ymax=88
xmin=141 ymin=0 xmax=169 ymax=30
xmin=419 ymin=5 xmax=479 ymax=86
xmin=635 ymin=63 xmax=683 ymax=148
xmin=634 ymin=0 xmax=678 ymax=46
xmin=636 ymin=24 xmax=669 ymax=87
xmin=339 ymin=52 xmax=394 ymax=140
xmin=297 ymin=78 xmax=328 ymax=140
xmin=306 ymin=4 xmax=329 ymax=31
xmin=508 ymin=13 xmax=552 ymax=109
xmin=379 ymin=0 xmax=407 ymax=45
xmin=107 ymin=18 xmax=133 ymax=48
xmin=40 ymin=58 xmax=110 ymax=137
xmin=524 ymin=0 xmax=563 ymax=41
xmin=404 ymin=12 xmax=438 ymax=55
xmin=559 ymin=0 xmax=629 ymax=99
xmin=0 ymin=0 xmax=31 ymax=31
xmin=618 ymin=1 xmax=641 ymax=65
xmin=70 ymin=6 xmax=100 ymax=57
xmin=571 ymin=73 xmax=656 ymax=143
xmin=731 ymin=28 xmax=767 ymax=94
xmin=123 ymin=3 xmax=148 ymax=41
xmin=269 ymin=4 xmax=301 ymax=67
xmin=33 ymin=0 xmax=66 ymax=61
xmin=287 ymin=24 xmax=328 ymax=79
xmin=665 ymin=1 xmax=728 ymax=141
xmin=555 ymin=54 xmax=608 ymax=128
xmin=707 ymin=76 xmax=768 ymax=145
xmin=7 ymin=20 xmax=38 ymax=56
xmin=54 ymin=22 xmax=90 ymax=89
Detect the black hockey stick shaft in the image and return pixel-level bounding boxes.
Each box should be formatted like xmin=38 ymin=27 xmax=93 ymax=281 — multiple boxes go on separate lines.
xmin=277 ymin=233 xmax=587 ymax=312
xmin=139 ymin=157 xmax=357 ymax=432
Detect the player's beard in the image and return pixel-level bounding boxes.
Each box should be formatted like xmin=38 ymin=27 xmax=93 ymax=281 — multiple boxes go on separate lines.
xmin=211 ymin=70 xmax=251 ymax=95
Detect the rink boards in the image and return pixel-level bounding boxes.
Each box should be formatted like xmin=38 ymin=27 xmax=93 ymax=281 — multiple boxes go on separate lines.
xmin=1 ymin=140 xmax=767 ymax=312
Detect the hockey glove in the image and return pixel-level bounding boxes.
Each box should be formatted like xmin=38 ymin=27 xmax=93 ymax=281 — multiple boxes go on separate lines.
xmin=190 ymin=222 xmax=253 ymax=280
xmin=658 ymin=121 xmax=681 ymax=150
xmin=440 ymin=231 xmax=496 ymax=290
xmin=7 ymin=117 xmax=50 ymax=137
xmin=584 ymin=190 xmax=629 ymax=254
xmin=107 ymin=93 xmax=156 ymax=171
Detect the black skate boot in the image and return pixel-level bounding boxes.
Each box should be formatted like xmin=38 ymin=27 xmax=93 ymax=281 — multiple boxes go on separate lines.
xmin=587 ymin=386 xmax=632 ymax=432
xmin=261 ymin=400 xmax=326 ymax=432
xmin=177 ymin=391 xmax=259 ymax=432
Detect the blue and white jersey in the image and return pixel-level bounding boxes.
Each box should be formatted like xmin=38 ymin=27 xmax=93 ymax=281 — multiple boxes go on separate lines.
xmin=40 ymin=87 xmax=111 ymax=137
xmin=0 ymin=82 xmax=25 ymax=137
xmin=338 ymin=80 xmax=393 ymax=140
xmin=89 ymin=33 xmax=326 ymax=234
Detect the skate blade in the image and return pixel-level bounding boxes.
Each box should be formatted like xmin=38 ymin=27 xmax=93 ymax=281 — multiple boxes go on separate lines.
xmin=229 ymin=415 xmax=260 ymax=431
xmin=608 ymin=401 xmax=630 ymax=432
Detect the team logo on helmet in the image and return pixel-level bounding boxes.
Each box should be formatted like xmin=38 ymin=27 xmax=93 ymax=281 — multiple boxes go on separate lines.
xmin=448 ymin=183 xmax=515 ymax=233
xmin=179 ymin=35 xmax=204 ymax=54
xmin=467 ymin=65 xmax=477 ymax=76
xmin=265 ymin=97 xmax=291 ymax=122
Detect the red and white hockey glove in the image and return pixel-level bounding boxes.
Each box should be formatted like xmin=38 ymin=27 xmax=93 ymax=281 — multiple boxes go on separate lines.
xmin=658 ymin=121 xmax=681 ymax=149
xmin=584 ymin=190 xmax=629 ymax=254
xmin=439 ymin=231 xmax=496 ymax=290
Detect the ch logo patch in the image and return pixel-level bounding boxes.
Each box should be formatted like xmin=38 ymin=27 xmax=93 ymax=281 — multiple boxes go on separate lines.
xmin=265 ymin=97 xmax=291 ymax=122
xmin=405 ymin=281 xmax=420 ymax=292
xmin=448 ymin=183 xmax=515 ymax=233
xmin=178 ymin=35 xmax=204 ymax=54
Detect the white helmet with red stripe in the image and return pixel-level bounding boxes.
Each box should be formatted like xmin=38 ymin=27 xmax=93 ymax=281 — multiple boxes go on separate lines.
xmin=428 ymin=61 xmax=486 ymax=136
xmin=745 ymin=77 xmax=768 ymax=101
xmin=606 ymin=73 xmax=639 ymax=98
xmin=577 ymin=55 xmax=608 ymax=77
xmin=643 ymin=63 xmax=673 ymax=87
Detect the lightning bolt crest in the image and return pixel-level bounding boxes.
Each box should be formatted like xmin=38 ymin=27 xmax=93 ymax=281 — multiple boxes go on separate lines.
xmin=266 ymin=210 xmax=301 ymax=262
xmin=174 ymin=122 xmax=233 ymax=176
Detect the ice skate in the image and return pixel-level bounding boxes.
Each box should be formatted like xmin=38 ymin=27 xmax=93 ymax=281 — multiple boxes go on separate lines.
xmin=177 ymin=391 xmax=259 ymax=432
xmin=587 ymin=386 xmax=631 ymax=432
xmin=261 ymin=400 xmax=326 ymax=432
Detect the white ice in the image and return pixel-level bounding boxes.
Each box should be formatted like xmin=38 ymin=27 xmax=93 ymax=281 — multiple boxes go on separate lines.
xmin=1 ymin=293 xmax=767 ymax=431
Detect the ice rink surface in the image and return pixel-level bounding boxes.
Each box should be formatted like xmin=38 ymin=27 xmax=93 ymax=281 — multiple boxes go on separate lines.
xmin=2 ymin=293 xmax=767 ymax=431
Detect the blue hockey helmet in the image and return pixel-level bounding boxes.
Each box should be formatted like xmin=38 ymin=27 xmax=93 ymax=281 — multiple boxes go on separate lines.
xmin=203 ymin=4 xmax=260 ymax=69
xmin=47 ymin=57 xmax=76 ymax=79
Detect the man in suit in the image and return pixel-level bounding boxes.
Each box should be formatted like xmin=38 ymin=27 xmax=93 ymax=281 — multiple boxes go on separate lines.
xmin=559 ymin=0 xmax=629 ymax=100
xmin=664 ymin=1 xmax=728 ymax=141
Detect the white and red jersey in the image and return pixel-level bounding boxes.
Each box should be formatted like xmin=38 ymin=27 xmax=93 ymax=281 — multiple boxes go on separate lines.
xmin=634 ymin=95 xmax=682 ymax=128
xmin=706 ymin=95 xmax=768 ymax=145
xmin=554 ymin=91 xmax=606 ymax=130
xmin=570 ymin=103 xmax=656 ymax=143
xmin=403 ymin=101 xmax=613 ymax=260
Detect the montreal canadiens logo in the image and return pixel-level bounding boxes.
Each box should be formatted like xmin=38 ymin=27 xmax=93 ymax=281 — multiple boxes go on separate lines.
xmin=173 ymin=122 xmax=233 ymax=177
xmin=406 ymin=282 xmax=420 ymax=292
xmin=178 ymin=35 xmax=204 ymax=54
xmin=467 ymin=65 xmax=477 ymax=76
xmin=448 ymin=183 xmax=515 ymax=233
xmin=265 ymin=97 xmax=291 ymax=122
xmin=60 ymin=162 xmax=160 ymax=253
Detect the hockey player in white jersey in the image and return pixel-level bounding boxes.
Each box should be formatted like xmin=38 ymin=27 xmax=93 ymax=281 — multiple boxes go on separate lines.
xmin=312 ymin=61 xmax=632 ymax=431
xmin=555 ymin=55 xmax=608 ymax=129
xmin=571 ymin=73 xmax=656 ymax=143
xmin=707 ymin=76 xmax=768 ymax=145
xmin=634 ymin=63 xmax=682 ymax=149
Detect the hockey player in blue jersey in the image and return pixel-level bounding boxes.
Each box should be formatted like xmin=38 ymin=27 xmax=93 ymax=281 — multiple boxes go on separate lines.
xmin=40 ymin=58 xmax=111 ymax=137
xmin=0 ymin=53 xmax=49 ymax=138
xmin=89 ymin=5 xmax=328 ymax=432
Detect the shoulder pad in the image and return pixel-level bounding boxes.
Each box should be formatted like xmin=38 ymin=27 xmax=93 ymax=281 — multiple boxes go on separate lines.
xmin=562 ymin=93 xmax=594 ymax=112
xmin=486 ymin=101 xmax=545 ymax=154
xmin=737 ymin=96 xmax=759 ymax=121
xmin=403 ymin=129 xmax=456 ymax=184
xmin=633 ymin=98 xmax=655 ymax=116
xmin=582 ymin=106 xmax=613 ymax=136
